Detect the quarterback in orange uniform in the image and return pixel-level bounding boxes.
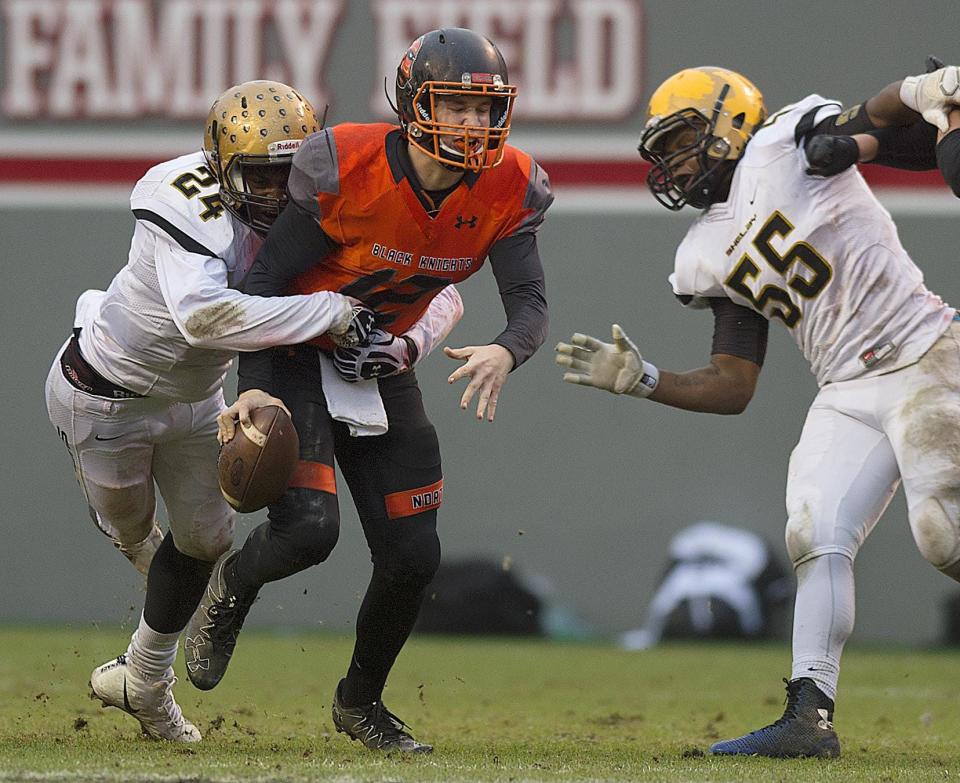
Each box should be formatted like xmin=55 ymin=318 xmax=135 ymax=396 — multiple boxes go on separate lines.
xmin=184 ymin=28 xmax=552 ymax=752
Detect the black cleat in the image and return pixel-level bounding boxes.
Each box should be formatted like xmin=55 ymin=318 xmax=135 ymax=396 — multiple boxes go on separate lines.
xmin=710 ymin=678 xmax=841 ymax=758
xmin=183 ymin=551 xmax=256 ymax=691
xmin=331 ymin=679 xmax=433 ymax=753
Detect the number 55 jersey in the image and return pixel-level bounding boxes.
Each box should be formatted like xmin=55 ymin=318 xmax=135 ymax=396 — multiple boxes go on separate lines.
xmin=669 ymin=95 xmax=955 ymax=386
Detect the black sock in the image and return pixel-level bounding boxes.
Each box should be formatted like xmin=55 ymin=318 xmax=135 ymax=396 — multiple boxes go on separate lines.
xmin=143 ymin=532 xmax=215 ymax=633
xmin=340 ymin=567 xmax=428 ymax=706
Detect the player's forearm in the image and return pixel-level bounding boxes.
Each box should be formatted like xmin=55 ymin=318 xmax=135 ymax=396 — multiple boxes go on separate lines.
xmin=649 ymin=359 xmax=756 ymax=415
xmin=180 ymin=290 xmax=353 ymax=352
xmin=403 ymin=285 xmax=464 ymax=363
xmin=863 ymin=81 xmax=922 ymax=128
xmin=489 ymin=233 xmax=549 ymax=368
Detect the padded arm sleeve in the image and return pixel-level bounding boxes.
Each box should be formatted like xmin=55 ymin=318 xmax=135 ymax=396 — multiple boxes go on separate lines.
xmin=709 ymin=297 xmax=769 ymax=367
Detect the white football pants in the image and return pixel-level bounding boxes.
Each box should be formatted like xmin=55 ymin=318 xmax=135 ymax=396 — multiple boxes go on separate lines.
xmin=786 ymin=321 xmax=960 ymax=699
xmin=45 ymin=353 xmax=234 ymax=563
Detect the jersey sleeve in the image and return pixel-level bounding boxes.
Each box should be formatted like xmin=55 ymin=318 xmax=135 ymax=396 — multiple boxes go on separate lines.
xmin=287 ymin=129 xmax=340 ymax=219
xmin=153 ymin=228 xmax=351 ymax=352
xmin=129 ymin=153 xmax=232 ymax=257
xmin=509 ymin=156 xmax=554 ymax=237
xmin=490 ymin=152 xmax=554 ymax=245
xmin=668 ymin=235 xmax=726 ymax=309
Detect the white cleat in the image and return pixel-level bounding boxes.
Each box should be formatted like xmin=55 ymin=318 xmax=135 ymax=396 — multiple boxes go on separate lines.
xmin=115 ymin=524 xmax=164 ymax=576
xmin=89 ymin=654 xmax=202 ymax=742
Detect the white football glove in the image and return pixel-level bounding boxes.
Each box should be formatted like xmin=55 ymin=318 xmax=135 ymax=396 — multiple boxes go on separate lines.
xmin=555 ymin=324 xmax=659 ymax=397
xmin=900 ymin=66 xmax=960 ymax=132
xmin=332 ymin=328 xmax=414 ymax=382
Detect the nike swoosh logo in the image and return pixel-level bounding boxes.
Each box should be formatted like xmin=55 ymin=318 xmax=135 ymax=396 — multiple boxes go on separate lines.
xmin=123 ymin=676 xmax=140 ymax=714
xmin=95 ymin=434 xmax=125 ymax=441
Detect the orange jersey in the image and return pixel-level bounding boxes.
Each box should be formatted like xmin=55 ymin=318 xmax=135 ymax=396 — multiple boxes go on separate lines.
xmin=286 ymin=123 xmax=551 ymax=342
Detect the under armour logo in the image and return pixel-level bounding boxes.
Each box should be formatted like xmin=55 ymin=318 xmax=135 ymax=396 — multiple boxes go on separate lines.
xmin=455 ymin=214 xmax=478 ymax=229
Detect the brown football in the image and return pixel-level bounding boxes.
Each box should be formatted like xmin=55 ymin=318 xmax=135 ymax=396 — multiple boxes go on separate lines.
xmin=218 ymin=405 xmax=299 ymax=513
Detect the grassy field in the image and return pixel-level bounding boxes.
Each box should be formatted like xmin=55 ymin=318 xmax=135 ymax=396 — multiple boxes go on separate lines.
xmin=1 ymin=626 xmax=960 ymax=782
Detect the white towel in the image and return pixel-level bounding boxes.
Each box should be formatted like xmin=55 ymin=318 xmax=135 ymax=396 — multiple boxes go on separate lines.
xmin=317 ymin=352 xmax=388 ymax=437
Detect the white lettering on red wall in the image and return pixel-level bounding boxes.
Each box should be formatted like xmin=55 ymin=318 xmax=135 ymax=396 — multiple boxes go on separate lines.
xmin=1 ymin=0 xmax=643 ymax=121
xmin=371 ymin=0 xmax=642 ymax=120
xmin=2 ymin=0 xmax=345 ymax=118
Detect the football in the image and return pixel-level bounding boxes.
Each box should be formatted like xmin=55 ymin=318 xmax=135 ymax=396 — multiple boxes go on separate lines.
xmin=218 ymin=405 xmax=299 ymax=513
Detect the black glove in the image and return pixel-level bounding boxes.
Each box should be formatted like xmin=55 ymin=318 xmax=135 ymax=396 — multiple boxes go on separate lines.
xmin=332 ymin=329 xmax=414 ymax=382
xmin=926 ymin=55 xmax=946 ymax=73
xmin=331 ymin=305 xmax=376 ymax=348
xmin=804 ymin=134 xmax=860 ymax=176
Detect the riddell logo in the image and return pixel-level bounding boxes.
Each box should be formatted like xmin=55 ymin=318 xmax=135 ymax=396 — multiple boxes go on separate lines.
xmin=268 ymin=139 xmax=303 ymax=155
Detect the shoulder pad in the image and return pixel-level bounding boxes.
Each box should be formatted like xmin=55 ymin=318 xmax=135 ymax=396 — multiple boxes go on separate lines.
xmin=129 ymin=151 xmax=235 ymax=256
xmin=512 ymin=154 xmax=554 ymax=235
xmin=288 ymin=129 xmax=340 ymax=217
xmin=751 ymin=95 xmax=841 ymax=153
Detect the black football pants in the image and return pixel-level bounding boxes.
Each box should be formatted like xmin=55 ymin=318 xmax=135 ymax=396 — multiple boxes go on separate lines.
xmin=234 ymin=347 xmax=443 ymax=703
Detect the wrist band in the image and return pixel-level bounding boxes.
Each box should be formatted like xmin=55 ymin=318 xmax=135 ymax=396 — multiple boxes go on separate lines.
xmin=628 ymin=361 xmax=660 ymax=398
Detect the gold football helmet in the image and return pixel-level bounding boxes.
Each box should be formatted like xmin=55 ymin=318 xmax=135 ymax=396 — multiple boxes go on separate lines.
xmin=638 ymin=67 xmax=766 ymax=210
xmin=203 ymin=81 xmax=322 ymax=233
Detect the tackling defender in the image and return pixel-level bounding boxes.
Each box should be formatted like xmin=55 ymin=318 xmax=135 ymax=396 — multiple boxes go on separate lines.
xmin=44 ymin=80 xmax=462 ymax=741
xmin=183 ymin=27 xmax=552 ymax=753
xmin=556 ymin=66 xmax=959 ymax=758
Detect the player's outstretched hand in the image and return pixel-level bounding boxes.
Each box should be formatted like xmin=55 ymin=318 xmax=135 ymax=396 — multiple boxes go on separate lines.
xmin=444 ymin=343 xmax=514 ymax=422
xmin=555 ymin=324 xmax=647 ymax=395
xmin=217 ymin=389 xmax=291 ymax=444
xmin=900 ymin=65 xmax=960 ymax=132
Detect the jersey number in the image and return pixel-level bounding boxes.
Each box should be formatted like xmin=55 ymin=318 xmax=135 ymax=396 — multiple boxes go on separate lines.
xmin=338 ymin=270 xmax=449 ymax=327
xmin=725 ymin=211 xmax=833 ymax=327
xmin=171 ymin=166 xmax=224 ymax=222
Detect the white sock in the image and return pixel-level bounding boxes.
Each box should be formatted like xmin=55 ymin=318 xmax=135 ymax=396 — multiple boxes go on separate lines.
xmin=790 ymin=553 xmax=855 ymax=702
xmin=126 ymin=613 xmax=179 ymax=679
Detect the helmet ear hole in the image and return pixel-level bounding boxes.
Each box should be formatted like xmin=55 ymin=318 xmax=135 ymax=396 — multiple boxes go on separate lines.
xmin=732 ymin=112 xmax=746 ymax=129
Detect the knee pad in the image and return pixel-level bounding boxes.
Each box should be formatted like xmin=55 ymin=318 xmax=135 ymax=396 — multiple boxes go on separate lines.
xmin=376 ymin=517 xmax=440 ymax=590
xmin=271 ymin=487 xmax=340 ymax=568
xmin=912 ymin=497 xmax=960 ymax=578
xmin=785 ymin=502 xmax=856 ymax=567
xmin=173 ymin=500 xmax=234 ymax=562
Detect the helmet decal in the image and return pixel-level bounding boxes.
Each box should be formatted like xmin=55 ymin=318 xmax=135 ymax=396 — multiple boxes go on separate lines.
xmin=399 ymin=36 xmax=424 ymax=87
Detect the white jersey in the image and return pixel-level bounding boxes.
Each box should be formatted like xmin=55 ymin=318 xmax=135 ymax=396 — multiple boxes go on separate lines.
xmin=76 ymin=151 xmax=353 ymax=401
xmin=670 ymin=95 xmax=955 ymax=385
